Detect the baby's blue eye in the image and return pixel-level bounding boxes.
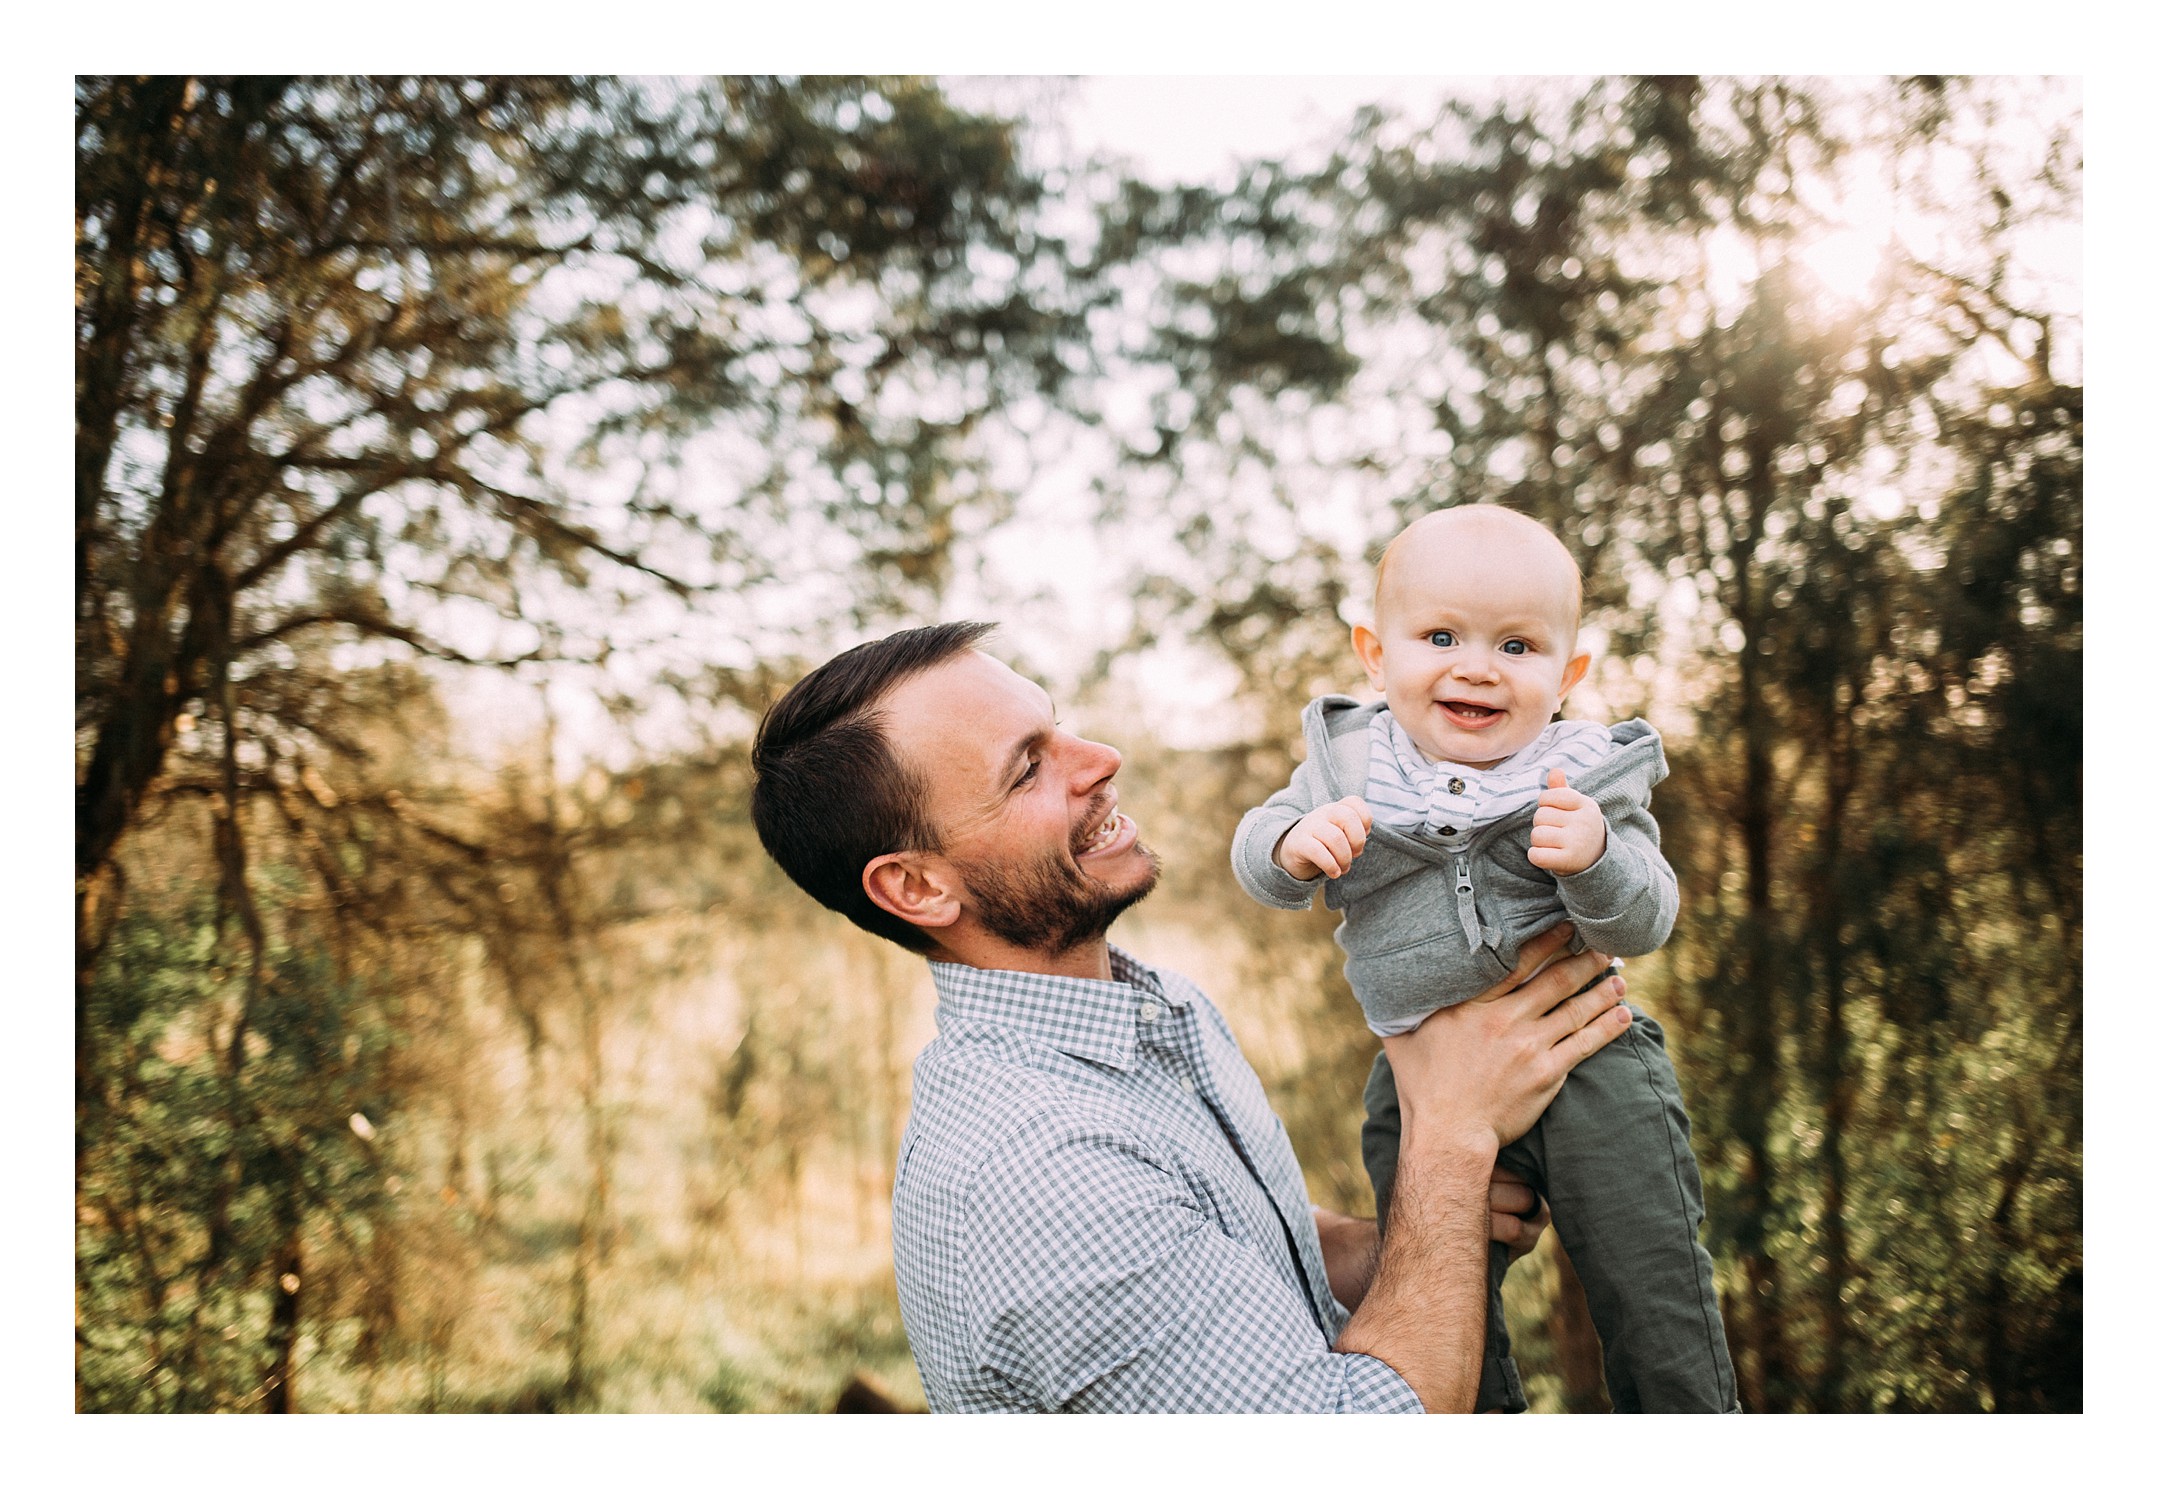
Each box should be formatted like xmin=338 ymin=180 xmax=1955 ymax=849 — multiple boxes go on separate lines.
xmin=1427 ymin=630 xmax=1456 ymax=647
xmin=1501 ymin=639 xmax=1528 ymax=655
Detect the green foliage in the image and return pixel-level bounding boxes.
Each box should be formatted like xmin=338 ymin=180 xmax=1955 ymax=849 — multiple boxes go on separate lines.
xmin=77 ymin=891 xmax=394 ymax=1410
xmin=76 ymin=77 xmax=1085 ymax=1408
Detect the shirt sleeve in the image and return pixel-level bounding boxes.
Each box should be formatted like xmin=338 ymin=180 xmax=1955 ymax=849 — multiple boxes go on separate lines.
xmin=1554 ymin=790 xmax=1678 ymax=956
xmin=961 ymin=1119 xmax=1423 ymax=1413
xmin=1231 ymin=753 xmax=1330 ymax=911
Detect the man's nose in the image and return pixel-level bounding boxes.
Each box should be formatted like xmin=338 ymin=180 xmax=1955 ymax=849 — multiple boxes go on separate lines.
xmin=1068 ymin=735 xmax=1122 ymax=791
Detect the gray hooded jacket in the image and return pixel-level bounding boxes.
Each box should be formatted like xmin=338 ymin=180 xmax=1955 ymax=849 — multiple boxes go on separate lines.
xmin=1230 ymin=696 xmax=1678 ymax=1032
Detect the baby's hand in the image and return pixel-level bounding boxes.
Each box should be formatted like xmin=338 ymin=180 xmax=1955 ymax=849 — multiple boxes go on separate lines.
xmin=1275 ymin=796 xmax=1373 ymax=881
xmin=1528 ymin=769 xmax=1607 ymax=876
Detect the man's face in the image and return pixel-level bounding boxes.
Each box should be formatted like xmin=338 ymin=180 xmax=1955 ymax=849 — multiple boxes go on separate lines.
xmin=879 ymin=649 xmax=1159 ymax=957
xmin=1355 ymin=516 xmax=1590 ymax=768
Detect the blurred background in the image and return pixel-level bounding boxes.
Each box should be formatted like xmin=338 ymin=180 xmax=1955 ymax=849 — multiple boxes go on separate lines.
xmin=74 ymin=74 xmax=2080 ymax=1412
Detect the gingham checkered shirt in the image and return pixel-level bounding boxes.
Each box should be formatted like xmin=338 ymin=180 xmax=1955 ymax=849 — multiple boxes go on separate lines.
xmin=890 ymin=946 xmax=1423 ymax=1413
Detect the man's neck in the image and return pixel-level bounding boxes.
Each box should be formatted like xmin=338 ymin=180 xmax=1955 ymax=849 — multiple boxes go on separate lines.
xmin=929 ymin=932 xmax=1115 ymax=983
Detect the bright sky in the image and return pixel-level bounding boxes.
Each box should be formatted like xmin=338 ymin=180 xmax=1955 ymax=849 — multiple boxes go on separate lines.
xmin=1058 ymin=76 xmax=1493 ymax=181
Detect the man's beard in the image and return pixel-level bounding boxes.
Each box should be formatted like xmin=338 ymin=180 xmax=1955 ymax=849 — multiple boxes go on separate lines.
xmin=954 ymin=830 xmax=1162 ymax=959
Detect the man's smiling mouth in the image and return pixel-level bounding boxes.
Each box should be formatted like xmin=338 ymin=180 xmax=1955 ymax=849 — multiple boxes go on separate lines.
xmin=1074 ymin=809 xmax=1129 ymax=856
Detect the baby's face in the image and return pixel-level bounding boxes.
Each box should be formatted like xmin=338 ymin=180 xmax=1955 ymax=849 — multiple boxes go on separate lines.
xmin=1353 ymin=515 xmax=1589 ymax=768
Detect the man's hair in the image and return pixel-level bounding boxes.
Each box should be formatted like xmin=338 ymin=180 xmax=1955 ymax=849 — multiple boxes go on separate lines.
xmin=751 ymin=621 xmax=996 ymax=953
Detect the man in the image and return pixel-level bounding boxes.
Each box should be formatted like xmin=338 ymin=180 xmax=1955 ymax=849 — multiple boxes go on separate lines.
xmin=751 ymin=622 xmax=1633 ymax=1412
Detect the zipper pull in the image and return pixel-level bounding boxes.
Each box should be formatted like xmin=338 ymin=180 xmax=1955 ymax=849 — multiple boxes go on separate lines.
xmin=1453 ymin=857 xmax=1482 ymax=947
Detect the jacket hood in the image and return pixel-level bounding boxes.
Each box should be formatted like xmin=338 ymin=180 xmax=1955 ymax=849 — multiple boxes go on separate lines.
xmin=1296 ymin=694 xmax=1667 ymax=814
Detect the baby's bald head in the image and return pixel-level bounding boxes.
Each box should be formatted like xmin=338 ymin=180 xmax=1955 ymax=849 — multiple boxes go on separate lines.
xmin=1373 ymin=506 xmax=1583 ymax=643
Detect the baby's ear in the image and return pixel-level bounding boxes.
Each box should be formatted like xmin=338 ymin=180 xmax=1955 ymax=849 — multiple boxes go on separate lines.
xmin=1351 ymin=624 xmax=1387 ymax=691
xmin=1558 ymin=646 xmax=1591 ymax=699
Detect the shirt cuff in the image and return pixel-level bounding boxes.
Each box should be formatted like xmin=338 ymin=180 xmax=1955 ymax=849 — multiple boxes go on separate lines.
xmin=1234 ymin=817 xmax=1322 ymax=909
xmin=1334 ymin=1350 xmax=1426 ymax=1413
xmin=1553 ymin=837 xmax=1642 ymax=922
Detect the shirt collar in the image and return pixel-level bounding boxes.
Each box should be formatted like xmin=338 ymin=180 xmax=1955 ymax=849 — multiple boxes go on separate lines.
xmin=927 ymin=944 xmax=1187 ymax=1071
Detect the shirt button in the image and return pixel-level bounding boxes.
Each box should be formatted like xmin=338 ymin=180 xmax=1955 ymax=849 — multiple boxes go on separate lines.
xmin=1438 ymin=825 xmax=1457 ymax=836
xmin=1139 ymin=1003 xmax=1159 ymax=1023
xmin=1448 ymin=777 xmax=1466 ymax=795
xmin=1179 ymin=1076 xmax=1196 ymax=1094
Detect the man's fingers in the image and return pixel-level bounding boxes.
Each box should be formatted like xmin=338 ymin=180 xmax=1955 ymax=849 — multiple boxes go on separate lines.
xmin=1488 ymin=924 xmax=1576 ymax=998
xmin=1554 ymin=968 xmax=1624 ymax=1033
xmin=1518 ymin=921 xmax=1573 ymax=963
xmin=1489 ymin=1175 xmax=1538 ymax=1217
xmin=1551 ymin=993 xmax=1633 ymax=1070
xmin=1488 ymin=1185 xmax=1548 ymax=1257
xmin=1515 ymin=944 xmax=1612 ymax=1015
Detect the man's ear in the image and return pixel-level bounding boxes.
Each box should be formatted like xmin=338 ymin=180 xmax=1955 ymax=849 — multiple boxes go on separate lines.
xmin=1351 ymin=624 xmax=1387 ymax=692
xmin=1557 ymin=646 xmax=1592 ymax=700
xmin=863 ymin=851 xmax=963 ymax=933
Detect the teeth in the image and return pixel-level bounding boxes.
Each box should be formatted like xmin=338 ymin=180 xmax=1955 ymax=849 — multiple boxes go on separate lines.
xmin=1082 ymin=812 xmax=1121 ymax=849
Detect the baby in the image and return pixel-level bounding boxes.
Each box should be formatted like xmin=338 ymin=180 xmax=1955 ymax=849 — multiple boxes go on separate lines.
xmin=1232 ymin=505 xmax=1736 ymax=1413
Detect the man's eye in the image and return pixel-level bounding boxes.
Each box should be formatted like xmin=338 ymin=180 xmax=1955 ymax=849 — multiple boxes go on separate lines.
xmin=1015 ymin=760 xmax=1040 ymax=788
xmin=1501 ymin=639 xmax=1529 ymax=655
xmin=1427 ymin=631 xmax=1456 ymax=647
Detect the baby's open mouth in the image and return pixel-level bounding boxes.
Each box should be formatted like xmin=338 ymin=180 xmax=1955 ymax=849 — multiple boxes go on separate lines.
xmin=1441 ymin=702 xmax=1500 ymax=722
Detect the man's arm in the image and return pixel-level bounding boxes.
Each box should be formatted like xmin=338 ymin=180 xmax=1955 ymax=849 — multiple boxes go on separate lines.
xmin=1313 ymin=1169 xmax=1546 ymax=1313
xmin=1332 ymin=926 xmax=1631 ymax=1411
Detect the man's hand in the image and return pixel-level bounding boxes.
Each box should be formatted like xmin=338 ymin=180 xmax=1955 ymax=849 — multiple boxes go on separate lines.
xmin=1527 ymin=768 xmax=1607 ymax=876
xmin=1274 ymin=796 xmax=1373 ymax=881
xmin=1488 ymin=1166 xmax=1547 ymax=1258
xmin=1312 ymin=1207 xmax=1380 ymax=1313
xmin=1388 ymin=924 xmax=1629 ymax=1152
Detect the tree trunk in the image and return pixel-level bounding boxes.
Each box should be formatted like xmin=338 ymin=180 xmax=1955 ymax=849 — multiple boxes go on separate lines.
xmin=1727 ymin=539 xmax=1795 ymax=1411
xmin=262 ymin=1226 xmax=302 ymax=1412
xmin=1815 ymin=704 xmax=1856 ymax=1411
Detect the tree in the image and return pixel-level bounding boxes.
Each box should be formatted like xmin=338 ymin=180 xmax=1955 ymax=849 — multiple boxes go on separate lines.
xmin=1086 ymin=74 xmax=2080 ymax=1410
xmin=75 ymin=72 xmax=1083 ymax=1411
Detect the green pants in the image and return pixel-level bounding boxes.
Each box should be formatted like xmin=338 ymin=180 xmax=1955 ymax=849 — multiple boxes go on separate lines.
xmin=1361 ymin=1012 xmax=1737 ymax=1413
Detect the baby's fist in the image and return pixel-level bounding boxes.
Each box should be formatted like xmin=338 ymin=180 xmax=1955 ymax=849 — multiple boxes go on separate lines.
xmin=1527 ymin=768 xmax=1607 ymax=876
xmin=1276 ymin=796 xmax=1373 ymax=881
